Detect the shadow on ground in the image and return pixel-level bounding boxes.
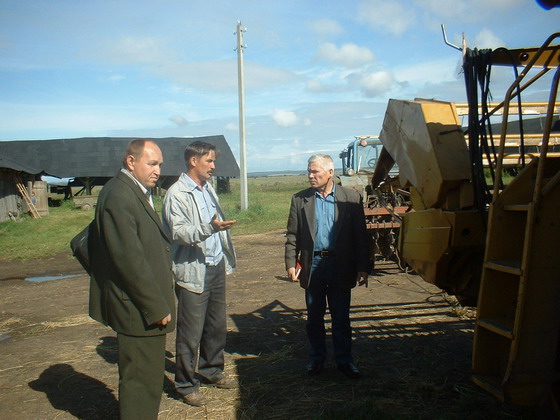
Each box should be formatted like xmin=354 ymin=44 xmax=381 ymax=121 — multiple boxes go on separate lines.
xmin=23 ymin=296 xmax=542 ymax=419
xmin=29 ymin=363 xmax=118 ymax=420
xmin=226 ymin=298 xmax=537 ymax=420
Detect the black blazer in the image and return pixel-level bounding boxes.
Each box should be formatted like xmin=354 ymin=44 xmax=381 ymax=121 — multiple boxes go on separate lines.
xmin=89 ymin=171 xmax=176 ymax=336
xmin=285 ymin=185 xmax=371 ymax=290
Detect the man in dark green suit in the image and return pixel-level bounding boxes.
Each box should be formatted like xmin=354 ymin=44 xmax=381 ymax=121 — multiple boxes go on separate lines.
xmin=89 ymin=139 xmax=176 ymax=419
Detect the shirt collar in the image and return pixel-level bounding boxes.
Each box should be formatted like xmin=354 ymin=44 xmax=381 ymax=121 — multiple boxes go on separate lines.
xmin=314 ymin=182 xmax=335 ymax=198
xmin=182 ymin=172 xmax=207 ymax=192
xmin=121 ymin=168 xmax=149 ymax=195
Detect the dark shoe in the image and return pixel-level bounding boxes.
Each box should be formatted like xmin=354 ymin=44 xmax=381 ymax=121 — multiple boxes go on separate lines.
xmin=337 ymin=362 xmax=361 ymax=379
xmin=307 ymin=360 xmax=324 ymax=376
xmin=182 ymin=390 xmax=207 ymax=407
xmin=203 ymin=376 xmax=239 ymax=389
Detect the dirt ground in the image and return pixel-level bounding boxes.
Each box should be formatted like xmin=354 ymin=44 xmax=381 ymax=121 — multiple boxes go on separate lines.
xmin=0 ymin=231 xmax=530 ymax=419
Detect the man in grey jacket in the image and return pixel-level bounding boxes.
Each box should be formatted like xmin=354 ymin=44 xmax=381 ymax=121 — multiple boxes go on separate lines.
xmin=162 ymin=141 xmax=237 ymax=407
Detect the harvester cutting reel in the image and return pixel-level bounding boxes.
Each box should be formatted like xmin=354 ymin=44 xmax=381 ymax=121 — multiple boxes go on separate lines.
xmin=365 ymin=183 xmax=411 ymax=270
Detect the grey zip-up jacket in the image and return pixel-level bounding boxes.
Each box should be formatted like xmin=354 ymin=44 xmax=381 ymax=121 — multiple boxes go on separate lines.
xmin=162 ymin=173 xmax=236 ymax=294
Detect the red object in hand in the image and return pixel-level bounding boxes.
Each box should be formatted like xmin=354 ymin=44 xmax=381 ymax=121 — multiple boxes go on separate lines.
xmin=295 ymin=260 xmax=302 ymax=279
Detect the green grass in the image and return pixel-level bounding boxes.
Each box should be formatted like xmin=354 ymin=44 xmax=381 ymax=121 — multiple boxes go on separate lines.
xmin=0 ymin=199 xmax=93 ymax=260
xmin=220 ymin=175 xmax=309 ymax=235
xmin=0 ymin=175 xmax=309 ymax=261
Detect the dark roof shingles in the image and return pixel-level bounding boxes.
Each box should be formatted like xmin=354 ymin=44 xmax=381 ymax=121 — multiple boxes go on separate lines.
xmin=0 ymin=136 xmax=239 ymax=178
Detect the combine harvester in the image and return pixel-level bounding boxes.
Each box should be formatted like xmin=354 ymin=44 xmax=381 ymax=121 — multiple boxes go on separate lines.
xmin=338 ymin=136 xmax=410 ymax=264
xmin=373 ymin=29 xmax=560 ymax=409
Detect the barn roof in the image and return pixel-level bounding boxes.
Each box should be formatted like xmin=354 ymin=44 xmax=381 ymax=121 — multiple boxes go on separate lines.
xmin=0 ymin=136 xmax=239 ymax=180
xmin=0 ymin=154 xmax=43 ymax=174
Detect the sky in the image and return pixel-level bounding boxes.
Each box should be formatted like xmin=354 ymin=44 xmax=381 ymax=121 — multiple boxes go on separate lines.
xmin=1 ymin=0 xmax=559 ymax=173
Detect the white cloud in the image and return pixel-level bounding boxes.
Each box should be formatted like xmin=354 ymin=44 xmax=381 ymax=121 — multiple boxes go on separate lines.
xmin=414 ymin=0 xmax=468 ymax=20
xmin=167 ymin=85 xmax=192 ymax=95
xmin=0 ymin=103 xmax=161 ymax=133
xmin=158 ymin=60 xmax=299 ymax=93
xmin=306 ymin=79 xmax=327 ymax=93
xmin=272 ymin=109 xmax=298 ymax=127
xmin=317 ymin=43 xmax=375 ymax=68
xmin=245 ymin=62 xmax=302 ymax=90
xmin=468 ymin=0 xmax=525 ymax=12
xmin=289 ymin=153 xmax=307 ymax=167
xmin=306 ymin=79 xmax=343 ymax=93
xmin=393 ymin=57 xmax=460 ymax=86
xmin=225 ymin=123 xmax=237 ymax=131
xmin=169 ymin=115 xmax=188 ymax=126
xmin=108 ymin=74 xmax=125 ymax=82
xmin=104 ymin=36 xmax=175 ymax=65
xmin=346 ymin=71 xmax=396 ymax=97
xmin=415 ymin=0 xmax=525 ymax=23
xmin=99 ymin=36 xmax=301 ymax=94
xmin=357 ymin=0 xmax=416 ymax=36
xmin=474 ymin=29 xmax=505 ymax=49
xmin=309 ymin=18 xmax=344 ymax=37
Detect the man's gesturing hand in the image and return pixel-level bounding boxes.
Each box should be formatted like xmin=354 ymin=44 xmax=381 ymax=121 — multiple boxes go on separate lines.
xmin=211 ymin=214 xmax=237 ymax=231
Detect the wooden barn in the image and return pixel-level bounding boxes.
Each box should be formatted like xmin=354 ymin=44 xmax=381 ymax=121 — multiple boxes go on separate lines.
xmin=0 ymin=136 xmax=240 ymax=220
xmin=0 ymin=155 xmax=45 ymax=222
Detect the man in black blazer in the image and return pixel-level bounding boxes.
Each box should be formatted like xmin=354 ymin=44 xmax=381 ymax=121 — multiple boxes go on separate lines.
xmin=89 ymin=139 xmax=176 ymax=419
xmin=285 ymin=154 xmax=371 ymax=378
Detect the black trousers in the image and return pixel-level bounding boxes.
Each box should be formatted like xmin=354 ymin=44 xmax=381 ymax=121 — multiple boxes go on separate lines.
xmin=305 ymin=255 xmax=353 ymax=365
xmin=117 ymin=333 xmax=167 ymax=420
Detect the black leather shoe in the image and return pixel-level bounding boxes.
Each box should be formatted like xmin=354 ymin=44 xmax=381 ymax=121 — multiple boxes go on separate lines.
xmin=307 ymin=360 xmax=324 ymax=376
xmin=337 ymin=362 xmax=361 ymax=379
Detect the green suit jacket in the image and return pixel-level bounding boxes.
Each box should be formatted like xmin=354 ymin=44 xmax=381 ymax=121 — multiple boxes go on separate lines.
xmin=89 ymin=171 xmax=176 ymax=336
xmin=285 ymin=185 xmax=372 ymax=290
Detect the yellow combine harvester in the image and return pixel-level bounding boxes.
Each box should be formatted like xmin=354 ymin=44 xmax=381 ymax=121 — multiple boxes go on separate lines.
xmin=373 ymin=32 xmax=560 ymax=408
xmin=339 ymin=135 xmax=410 ymax=264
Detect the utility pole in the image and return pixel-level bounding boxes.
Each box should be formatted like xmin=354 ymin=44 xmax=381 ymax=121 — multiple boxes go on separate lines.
xmin=236 ymin=21 xmax=248 ymax=210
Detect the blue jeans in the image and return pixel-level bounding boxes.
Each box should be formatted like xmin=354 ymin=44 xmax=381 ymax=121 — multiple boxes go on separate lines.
xmin=305 ymin=255 xmax=352 ymax=365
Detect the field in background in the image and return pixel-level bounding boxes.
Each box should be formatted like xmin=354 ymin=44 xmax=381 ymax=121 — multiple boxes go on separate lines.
xmin=0 ymin=174 xmax=310 ymax=260
xmin=220 ymin=174 xmax=309 ymax=235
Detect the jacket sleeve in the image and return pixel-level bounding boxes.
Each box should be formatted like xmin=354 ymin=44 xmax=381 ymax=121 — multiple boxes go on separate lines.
xmin=284 ymin=194 xmax=299 ymax=270
xmin=163 ymin=188 xmax=215 ymax=246
xmin=353 ymin=194 xmax=373 ymax=273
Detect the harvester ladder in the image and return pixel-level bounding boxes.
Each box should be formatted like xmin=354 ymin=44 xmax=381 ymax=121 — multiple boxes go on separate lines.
xmin=472 ymin=33 xmax=560 ymax=406
xmin=13 ymin=175 xmax=41 ymax=219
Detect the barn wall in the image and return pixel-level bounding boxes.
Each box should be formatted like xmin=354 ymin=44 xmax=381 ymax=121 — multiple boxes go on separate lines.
xmin=0 ymin=169 xmax=29 ymax=222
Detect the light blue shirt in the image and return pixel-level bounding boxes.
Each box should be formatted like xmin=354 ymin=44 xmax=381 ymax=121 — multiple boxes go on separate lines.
xmin=184 ymin=174 xmax=223 ymax=265
xmin=314 ymin=184 xmax=336 ymax=251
